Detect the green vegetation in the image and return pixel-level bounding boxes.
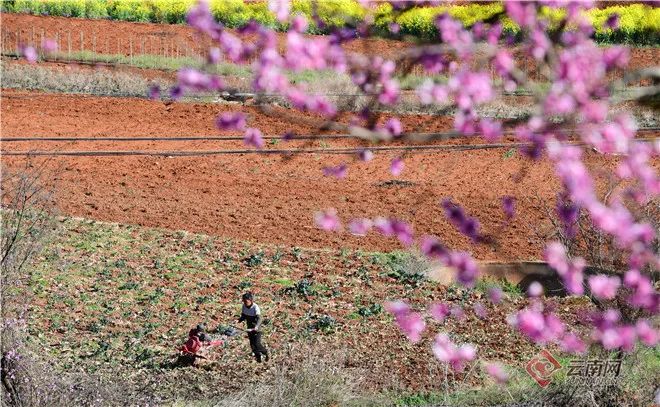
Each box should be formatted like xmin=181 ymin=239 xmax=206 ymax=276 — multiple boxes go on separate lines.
xmin=14 ymin=216 xmax=658 ymax=404
xmin=3 ymin=0 xmax=658 ymax=45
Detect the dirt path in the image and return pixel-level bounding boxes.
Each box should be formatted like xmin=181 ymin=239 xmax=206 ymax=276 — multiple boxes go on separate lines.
xmin=3 ymin=90 xmax=642 ymax=262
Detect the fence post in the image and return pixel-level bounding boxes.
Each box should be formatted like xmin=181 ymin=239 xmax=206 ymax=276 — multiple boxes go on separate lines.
xmin=68 ymin=31 xmax=71 ymax=57
xmin=93 ymin=33 xmax=96 ymax=53
xmin=129 ymin=38 xmax=133 ymax=64
xmin=31 ymin=26 xmax=35 ymax=47
xmin=80 ymin=31 xmax=83 ymax=53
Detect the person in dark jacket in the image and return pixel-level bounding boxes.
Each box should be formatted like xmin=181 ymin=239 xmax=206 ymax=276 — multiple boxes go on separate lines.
xmin=237 ymin=292 xmax=269 ymax=362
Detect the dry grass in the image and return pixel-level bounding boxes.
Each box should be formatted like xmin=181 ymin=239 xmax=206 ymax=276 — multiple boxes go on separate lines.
xmin=1 ymin=62 xmax=169 ymax=98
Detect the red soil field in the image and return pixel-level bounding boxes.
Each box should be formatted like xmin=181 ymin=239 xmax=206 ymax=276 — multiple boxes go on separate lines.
xmin=2 ymin=13 xmax=658 ymax=72
xmin=2 ymin=89 xmax=643 ymax=263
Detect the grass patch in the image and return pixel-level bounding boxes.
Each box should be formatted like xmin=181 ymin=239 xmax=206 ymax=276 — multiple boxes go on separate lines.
xmin=18 ymin=216 xmax=655 ymax=405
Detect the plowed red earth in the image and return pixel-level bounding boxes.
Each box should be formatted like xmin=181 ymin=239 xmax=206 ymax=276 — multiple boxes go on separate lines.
xmin=2 ymin=13 xmax=659 ymax=71
xmin=2 ymin=89 xmax=642 ymax=262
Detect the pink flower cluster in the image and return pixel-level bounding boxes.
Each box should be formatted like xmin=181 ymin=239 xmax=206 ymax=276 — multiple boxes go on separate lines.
xmin=623 ymin=269 xmax=659 ymax=313
xmin=177 ymin=68 xmax=223 ymax=94
xmin=349 ymin=55 xmax=399 ymax=105
xmin=547 ymin=142 xmax=656 ymax=267
xmin=591 ymin=310 xmax=658 ymax=351
xmin=544 ymin=241 xmax=585 ymax=295
xmin=509 ymin=307 xmax=566 ymax=345
xmin=587 ymin=275 xmax=620 ymax=300
xmin=420 ymin=236 xmax=480 ymax=287
xmin=441 ymin=198 xmax=482 ymax=243
xmin=385 ymin=301 xmax=426 ymax=343
xmin=176 ymin=0 xmax=660 ymax=361
xmin=432 ymin=333 xmax=477 ymax=372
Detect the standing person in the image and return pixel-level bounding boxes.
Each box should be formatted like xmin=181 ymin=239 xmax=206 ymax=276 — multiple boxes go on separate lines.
xmin=237 ymin=292 xmax=269 ymax=362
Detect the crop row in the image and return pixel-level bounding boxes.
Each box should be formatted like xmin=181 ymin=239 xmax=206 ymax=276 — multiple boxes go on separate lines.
xmin=3 ymin=0 xmax=659 ymax=45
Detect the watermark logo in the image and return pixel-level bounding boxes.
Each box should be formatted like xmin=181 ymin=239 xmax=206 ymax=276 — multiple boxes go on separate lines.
xmin=526 ymin=349 xmax=562 ymax=388
xmin=566 ymin=358 xmax=622 ymax=387
xmin=526 ymin=350 xmax=624 ymax=388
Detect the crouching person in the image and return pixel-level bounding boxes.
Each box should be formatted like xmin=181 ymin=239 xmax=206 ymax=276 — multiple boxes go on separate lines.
xmin=237 ymin=292 xmax=269 ymax=362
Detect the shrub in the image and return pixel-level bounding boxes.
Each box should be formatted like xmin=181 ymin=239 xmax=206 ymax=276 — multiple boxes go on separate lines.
xmin=84 ymin=0 xmax=108 ymax=18
xmin=6 ymin=1 xmax=657 ymax=44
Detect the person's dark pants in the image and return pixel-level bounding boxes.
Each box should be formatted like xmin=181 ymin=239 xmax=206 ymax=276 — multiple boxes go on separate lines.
xmin=248 ymin=331 xmax=268 ymax=362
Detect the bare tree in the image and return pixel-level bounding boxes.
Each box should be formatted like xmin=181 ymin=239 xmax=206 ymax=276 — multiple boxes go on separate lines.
xmin=1 ymin=159 xmax=55 ymax=407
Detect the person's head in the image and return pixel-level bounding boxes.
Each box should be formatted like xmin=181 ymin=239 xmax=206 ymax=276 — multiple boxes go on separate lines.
xmin=196 ymin=323 xmax=206 ymax=333
xmin=242 ymin=292 xmax=254 ymax=307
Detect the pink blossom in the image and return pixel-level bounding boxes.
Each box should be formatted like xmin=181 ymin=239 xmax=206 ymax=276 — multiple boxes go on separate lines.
xmin=480 ymin=118 xmax=502 ymax=142
xmin=358 ymin=149 xmax=374 ymax=162
xmin=588 ymin=275 xmax=620 ymax=300
xmin=20 ymin=45 xmax=37 ymax=63
xmin=186 ymin=0 xmax=220 ymax=39
xmin=597 ymin=325 xmax=637 ymax=352
xmin=268 ymin=0 xmax=290 ymax=23
xmin=544 ymin=91 xmax=575 ymax=115
xmin=488 ymin=287 xmax=503 ymax=304
xmin=373 ymin=217 xmax=393 ymax=236
xmin=290 ymin=15 xmax=308 ymax=33
xmin=527 ymin=282 xmax=543 ymax=297
xmin=243 ymin=128 xmax=264 ymax=149
xmin=485 ymin=362 xmax=509 ymax=384
xmin=560 ymin=332 xmax=587 ymax=355
xmin=581 ymin=100 xmax=608 ymax=123
xmin=147 ymin=84 xmax=160 ymax=100
xmin=314 ymin=208 xmax=341 ymax=232
xmin=635 ymin=320 xmax=658 ymax=346
xmin=494 ymin=50 xmax=515 ymax=76
xmin=441 ymin=198 xmax=481 ymax=243
xmin=372 ymin=218 xmax=414 ymax=246
xmin=450 ymin=305 xmax=466 ymax=322
xmin=505 ymin=2 xmax=537 ymax=27
xmin=41 ymin=38 xmax=58 ymax=53
xmin=473 ymin=302 xmax=488 ymax=319
xmin=390 ymin=157 xmax=404 ymax=176
xmin=435 ymin=14 xmax=473 ymax=55
xmin=432 ymin=333 xmax=476 ymax=372
xmin=385 ymin=301 xmax=426 ymax=343
xmin=544 ymin=241 xmax=585 ymax=295
xmin=429 ymin=302 xmax=450 ymax=322
xmin=177 ymin=68 xmax=223 ymax=92
xmin=447 ymin=71 xmax=493 ymax=109
xmin=216 ymin=112 xmax=246 ymax=131
xmin=379 ymin=79 xmax=400 ymax=105
xmin=417 ymin=80 xmax=448 ymax=105
xmin=420 ymin=236 xmax=448 ymax=260
xmin=208 ymin=47 xmax=221 ymax=64
xmin=530 ymin=29 xmax=551 ymax=60
xmin=501 ymin=196 xmax=515 ymax=219
xmin=348 ymin=218 xmax=372 ymax=236
xmin=384 ymin=118 xmax=402 ymax=137
xmin=602 ymin=46 xmax=629 ymax=69
xmin=444 ymin=251 xmax=480 ymax=288
xmin=323 ymin=164 xmax=348 ymax=179
xmin=512 ymin=309 xmax=565 ymax=345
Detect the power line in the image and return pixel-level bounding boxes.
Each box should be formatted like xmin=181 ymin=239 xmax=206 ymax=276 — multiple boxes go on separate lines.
xmin=2 ymin=127 xmax=658 ymax=143
xmin=3 ymin=138 xmax=658 ymax=157
xmin=1 ymin=143 xmax=529 ymax=156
